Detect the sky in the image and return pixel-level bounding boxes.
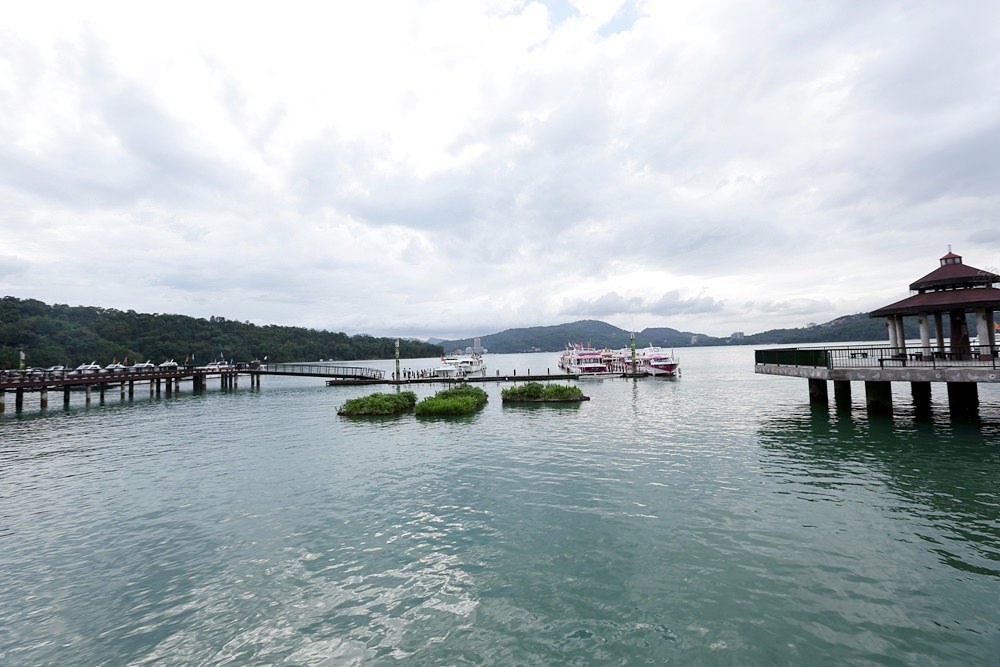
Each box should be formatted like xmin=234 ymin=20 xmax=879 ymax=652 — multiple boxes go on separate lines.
xmin=2 ymin=0 xmax=999 ymax=341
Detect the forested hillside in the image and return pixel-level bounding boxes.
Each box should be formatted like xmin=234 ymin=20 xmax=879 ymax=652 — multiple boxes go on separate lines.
xmin=0 ymin=297 xmax=442 ymax=368
xmin=439 ymin=314 xmax=907 ymax=353
xmin=440 ymin=320 xmax=715 ymax=353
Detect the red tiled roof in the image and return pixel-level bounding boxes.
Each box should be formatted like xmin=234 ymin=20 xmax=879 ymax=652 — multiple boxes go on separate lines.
xmin=909 ymin=261 xmax=999 ymax=291
xmin=870 ymin=286 xmax=1000 ymax=317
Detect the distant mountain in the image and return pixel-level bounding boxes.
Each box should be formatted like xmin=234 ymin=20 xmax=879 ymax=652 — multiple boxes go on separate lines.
xmin=436 ymin=313 xmax=907 ymax=353
xmin=739 ymin=313 xmax=907 ymax=345
xmin=438 ymin=320 xmax=718 ymax=354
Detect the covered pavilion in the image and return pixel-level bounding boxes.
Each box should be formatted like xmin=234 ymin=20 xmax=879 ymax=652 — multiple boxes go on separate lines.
xmin=869 ymin=249 xmax=999 ymax=360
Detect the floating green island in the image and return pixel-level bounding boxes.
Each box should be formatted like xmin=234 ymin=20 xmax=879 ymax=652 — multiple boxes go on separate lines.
xmin=337 ymin=391 xmax=417 ymax=416
xmin=415 ymin=385 xmax=489 ymax=416
xmin=501 ymin=382 xmax=590 ymax=403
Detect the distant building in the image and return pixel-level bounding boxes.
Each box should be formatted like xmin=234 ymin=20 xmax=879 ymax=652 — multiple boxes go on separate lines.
xmin=690 ymin=335 xmax=699 ymax=344
xmin=730 ymin=331 xmax=744 ymax=341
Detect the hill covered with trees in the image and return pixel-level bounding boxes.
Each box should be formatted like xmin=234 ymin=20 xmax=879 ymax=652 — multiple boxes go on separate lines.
xmin=439 ymin=314 xmax=904 ymax=353
xmin=0 ymin=297 xmax=443 ymax=369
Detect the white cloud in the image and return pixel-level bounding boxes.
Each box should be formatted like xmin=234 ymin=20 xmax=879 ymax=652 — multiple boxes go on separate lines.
xmin=3 ymin=0 xmax=1000 ymax=340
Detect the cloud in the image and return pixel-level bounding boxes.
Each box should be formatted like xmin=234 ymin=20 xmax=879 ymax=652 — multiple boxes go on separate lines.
xmin=2 ymin=1 xmax=1000 ymax=340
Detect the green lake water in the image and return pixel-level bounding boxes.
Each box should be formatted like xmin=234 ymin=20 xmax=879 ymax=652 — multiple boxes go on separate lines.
xmin=2 ymin=346 xmax=998 ymax=665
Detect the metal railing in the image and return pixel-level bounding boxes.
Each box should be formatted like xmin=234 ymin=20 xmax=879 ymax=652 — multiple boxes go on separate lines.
xmin=756 ymin=344 xmax=999 ymax=370
xmin=259 ymin=363 xmax=385 ymax=380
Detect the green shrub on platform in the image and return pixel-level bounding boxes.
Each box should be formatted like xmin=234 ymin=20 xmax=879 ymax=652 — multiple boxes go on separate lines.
xmin=414 ymin=385 xmax=488 ymax=416
xmin=501 ymin=382 xmax=587 ymax=402
xmin=338 ymin=391 xmax=417 ymax=416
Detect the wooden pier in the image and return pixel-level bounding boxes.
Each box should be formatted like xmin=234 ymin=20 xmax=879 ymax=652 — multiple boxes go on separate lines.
xmin=324 ymin=371 xmax=649 ymax=387
xmin=0 ymin=366 xmax=252 ymax=413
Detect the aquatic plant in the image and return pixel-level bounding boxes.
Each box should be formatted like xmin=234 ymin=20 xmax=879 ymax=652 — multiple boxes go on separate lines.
xmin=501 ymin=382 xmax=587 ymax=402
xmin=414 ymin=385 xmax=488 ymax=416
xmin=337 ymin=391 xmax=417 ymax=416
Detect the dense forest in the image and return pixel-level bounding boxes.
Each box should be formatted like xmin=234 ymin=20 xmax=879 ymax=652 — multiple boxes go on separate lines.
xmin=0 ymin=297 xmax=443 ymax=369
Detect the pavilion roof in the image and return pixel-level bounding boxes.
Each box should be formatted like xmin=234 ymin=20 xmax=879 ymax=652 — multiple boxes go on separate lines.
xmin=870 ymin=286 xmax=1000 ymax=318
xmin=909 ymin=260 xmax=999 ymax=291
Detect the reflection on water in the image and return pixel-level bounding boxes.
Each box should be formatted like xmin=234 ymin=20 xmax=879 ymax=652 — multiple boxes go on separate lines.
xmin=2 ymin=351 xmax=1000 ymax=665
xmin=758 ymin=404 xmax=1000 ymax=577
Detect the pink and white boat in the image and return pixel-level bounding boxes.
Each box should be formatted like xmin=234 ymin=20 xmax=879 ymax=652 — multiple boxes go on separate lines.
xmin=635 ymin=345 xmax=680 ymax=377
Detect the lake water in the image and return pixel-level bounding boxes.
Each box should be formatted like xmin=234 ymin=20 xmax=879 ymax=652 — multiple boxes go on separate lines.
xmin=2 ymin=346 xmax=999 ymax=665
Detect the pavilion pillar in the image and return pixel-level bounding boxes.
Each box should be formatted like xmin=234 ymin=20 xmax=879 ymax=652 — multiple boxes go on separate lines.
xmin=947 ymin=382 xmax=978 ymax=418
xmin=833 ymin=380 xmax=852 ymax=409
xmin=894 ymin=316 xmax=907 ymax=354
xmin=976 ymin=308 xmax=991 ymax=358
xmin=886 ymin=317 xmax=898 ymax=352
xmin=989 ymin=309 xmax=998 ymax=359
xmin=808 ymin=379 xmax=828 ymax=404
xmin=911 ymin=381 xmax=931 ymax=405
xmin=952 ymin=310 xmax=973 ymax=358
xmin=934 ymin=312 xmax=945 ymax=353
xmin=865 ymin=381 xmax=892 ymax=414
xmin=918 ymin=313 xmax=931 ymax=359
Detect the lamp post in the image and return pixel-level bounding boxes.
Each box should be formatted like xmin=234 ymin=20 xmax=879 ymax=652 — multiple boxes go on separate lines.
xmin=395 ymin=339 xmax=400 ymax=382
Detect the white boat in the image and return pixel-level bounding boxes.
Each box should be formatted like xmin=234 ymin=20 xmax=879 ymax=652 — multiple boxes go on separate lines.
xmin=158 ymin=359 xmax=179 ymax=370
xmin=74 ymin=361 xmax=102 ymax=375
xmin=104 ymin=362 xmax=128 ymax=373
xmin=201 ymin=361 xmax=233 ymax=372
xmin=129 ymin=360 xmax=156 ymax=373
xmin=635 ymin=345 xmax=680 ymax=377
xmin=434 ymin=353 xmax=487 ymax=378
xmin=558 ymin=344 xmax=611 ymax=375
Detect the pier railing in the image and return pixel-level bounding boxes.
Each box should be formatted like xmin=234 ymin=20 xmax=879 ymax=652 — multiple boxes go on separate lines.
xmin=259 ymin=363 xmax=385 ymax=380
xmin=755 ymin=344 xmax=999 ymax=370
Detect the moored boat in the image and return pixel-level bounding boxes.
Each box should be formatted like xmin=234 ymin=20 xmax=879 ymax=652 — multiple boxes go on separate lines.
xmin=559 ymin=344 xmax=612 ymax=375
xmin=635 ymin=345 xmax=680 ymax=377
xmin=74 ymin=361 xmax=102 ymax=375
xmin=434 ymin=353 xmax=487 ymax=378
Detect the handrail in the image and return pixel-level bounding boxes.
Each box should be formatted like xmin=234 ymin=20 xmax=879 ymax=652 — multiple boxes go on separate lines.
xmin=756 ymin=343 xmax=998 ymax=370
xmin=259 ymin=364 xmax=385 ymax=380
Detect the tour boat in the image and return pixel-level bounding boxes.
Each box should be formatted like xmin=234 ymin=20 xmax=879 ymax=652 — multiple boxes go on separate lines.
xmin=130 ymin=360 xmax=156 ymax=373
xmin=74 ymin=361 xmax=102 ymax=375
xmin=635 ymin=345 xmax=681 ymax=377
xmin=558 ymin=344 xmax=611 ymax=375
xmin=434 ymin=353 xmax=487 ymax=378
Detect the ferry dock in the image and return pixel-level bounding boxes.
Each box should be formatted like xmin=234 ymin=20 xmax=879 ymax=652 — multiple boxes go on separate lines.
xmin=0 ymin=363 xmax=651 ymax=413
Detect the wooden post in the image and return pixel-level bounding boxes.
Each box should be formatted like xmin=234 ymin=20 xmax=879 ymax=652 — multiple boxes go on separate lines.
xmin=64 ymin=387 xmax=71 ymax=407
xmin=15 ymin=388 xmax=24 ymax=411
xmin=0 ymin=390 xmax=5 ymax=413
xmin=40 ymin=388 xmax=48 ymax=410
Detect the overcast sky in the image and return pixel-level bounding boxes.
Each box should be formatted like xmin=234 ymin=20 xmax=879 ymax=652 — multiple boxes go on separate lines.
xmin=2 ymin=1 xmax=999 ymax=340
